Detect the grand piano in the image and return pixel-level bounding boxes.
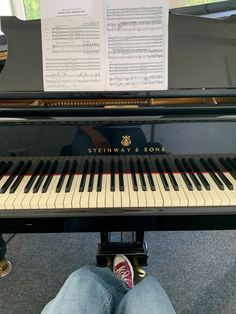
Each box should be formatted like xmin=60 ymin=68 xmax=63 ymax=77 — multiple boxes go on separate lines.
xmin=0 ymin=11 xmax=236 ymax=267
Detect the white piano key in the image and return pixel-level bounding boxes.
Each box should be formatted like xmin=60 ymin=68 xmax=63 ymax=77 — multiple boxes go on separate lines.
xmin=114 ymin=173 xmax=122 ymax=208
xmin=80 ymin=175 xmax=90 ymax=208
xmin=10 ymin=158 xmax=40 ymax=210
xmin=143 ymin=173 xmax=155 ymax=207
xmin=41 ymin=175 xmax=60 ymax=209
xmin=185 ymin=173 xmax=205 ymax=206
xmin=21 ymin=175 xmax=40 ymax=209
xmin=30 ymin=176 xmax=48 ymax=209
xmin=175 ymin=174 xmax=196 ymax=206
xmin=13 ymin=179 xmax=29 ymax=210
xmin=54 ymin=174 xmax=69 ymax=209
xmin=154 ymin=173 xmax=171 ymax=207
xmin=126 ymin=173 xmax=138 ymax=208
xmin=219 ymin=172 xmax=236 ymax=205
xmin=165 ymin=175 xmax=180 ymax=207
xmin=71 ymin=157 xmax=88 ymax=209
xmin=136 ymin=174 xmax=147 ymax=207
xmin=89 ymin=174 xmax=98 ymax=208
xmin=224 ymin=172 xmax=236 ymax=198
xmin=5 ymin=177 xmax=30 ymax=210
xmin=97 ymin=172 xmax=106 ymax=208
xmin=147 ymin=172 xmax=163 ymax=207
xmin=203 ymin=173 xmax=224 ymax=206
xmin=198 ymin=176 xmax=214 ymax=206
xmin=121 ymin=172 xmax=130 ymax=208
xmin=38 ymin=176 xmax=59 ymax=209
xmin=71 ymin=174 xmax=83 ymax=208
xmin=173 ymin=174 xmax=189 ymax=206
xmin=64 ymin=175 xmax=80 ymax=209
xmin=105 ymin=174 xmax=114 ymax=208
xmin=48 ymin=175 xmax=64 ymax=209
xmin=0 ymin=175 xmax=18 ymax=210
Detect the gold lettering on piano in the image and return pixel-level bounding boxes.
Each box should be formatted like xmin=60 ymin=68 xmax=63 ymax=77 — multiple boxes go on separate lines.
xmin=88 ymin=146 xmax=165 ymax=154
xmin=121 ymin=135 xmax=131 ymax=147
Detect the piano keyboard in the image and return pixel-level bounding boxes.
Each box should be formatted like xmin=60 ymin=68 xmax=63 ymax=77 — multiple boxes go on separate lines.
xmin=0 ymin=155 xmax=236 ymax=212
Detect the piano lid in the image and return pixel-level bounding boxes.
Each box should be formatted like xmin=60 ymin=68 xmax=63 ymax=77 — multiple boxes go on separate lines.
xmin=0 ymin=13 xmax=236 ymax=97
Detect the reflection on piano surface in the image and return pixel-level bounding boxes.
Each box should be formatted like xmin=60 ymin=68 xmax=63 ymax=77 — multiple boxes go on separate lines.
xmin=0 ymin=116 xmax=234 ymax=217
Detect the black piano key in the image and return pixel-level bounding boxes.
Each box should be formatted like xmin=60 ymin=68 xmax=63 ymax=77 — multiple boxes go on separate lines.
xmin=174 ymin=159 xmax=193 ymax=191
xmin=207 ymin=158 xmax=233 ymax=190
xmin=118 ymin=159 xmax=124 ymax=192
xmin=110 ymin=159 xmax=115 ymax=192
xmin=163 ymin=159 xmax=179 ymax=191
xmin=56 ymin=160 xmax=70 ymax=193
xmin=226 ymin=157 xmax=236 ymax=170
xmin=88 ymin=159 xmax=96 ymax=192
xmin=10 ymin=161 xmax=32 ymax=193
xmin=42 ymin=160 xmax=58 ymax=193
xmin=144 ymin=159 xmax=155 ymax=191
xmin=182 ymin=159 xmax=202 ymax=191
xmin=24 ymin=160 xmax=44 ymax=193
xmin=155 ymin=159 xmax=169 ymax=191
xmin=0 ymin=161 xmax=6 ymax=175
xmin=200 ymin=158 xmax=224 ymax=190
xmin=137 ymin=159 xmax=147 ymax=191
xmin=130 ymin=159 xmax=138 ymax=191
xmin=79 ymin=159 xmax=89 ymax=192
xmin=220 ymin=158 xmax=236 ymax=181
xmin=188 ymin=158 xmax=210 ymax=191
xmin=1 ymin=161 xmax=24 ymax=193
xmin=0 ymin=161 xmax=13 ymax=179
xmin=65 ymin=160 xmax=78 ymax=193
xmin=33 ymin=160 xmax=51 ymax=193
xmin=97 ymin=160 xmax=104 ymax=192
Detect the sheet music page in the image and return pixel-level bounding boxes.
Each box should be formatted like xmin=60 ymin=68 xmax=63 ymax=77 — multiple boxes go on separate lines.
xmin=40 ymin=0 xmax=105 ymax=91
xmin=104 ymin=0 xmax=168 ymax=91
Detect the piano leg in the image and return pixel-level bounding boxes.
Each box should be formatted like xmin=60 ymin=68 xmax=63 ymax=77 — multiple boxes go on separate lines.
xmin=0 ymin=234 xmax=12 ymax=278
xmin=0 ymin=234 xmax=6 ymax=260
xmin=96 ymin=231 xmax=148 ymax=269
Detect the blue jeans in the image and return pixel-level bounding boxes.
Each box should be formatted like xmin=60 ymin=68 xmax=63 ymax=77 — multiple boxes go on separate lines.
xmin=41 ymin=266 xmax=176 ymax=314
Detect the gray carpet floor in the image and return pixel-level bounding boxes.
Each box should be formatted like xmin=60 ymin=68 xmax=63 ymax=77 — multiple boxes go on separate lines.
xmin=0 ymin=231 xmax=236 ymax=314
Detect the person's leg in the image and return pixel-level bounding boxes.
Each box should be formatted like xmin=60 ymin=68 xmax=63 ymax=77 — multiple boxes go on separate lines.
xmin=115 ymin=275 xmax=176 ymax=314
xmin=41 ymin=266 xmax=129 ymax=314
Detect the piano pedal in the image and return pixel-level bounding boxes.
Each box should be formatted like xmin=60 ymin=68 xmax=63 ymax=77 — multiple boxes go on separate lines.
xmin=106 ymin=257 xmax=113 ymax=269
xmin=97 ymin=232 xmax=148 ymax=268
xmin=133 ymin=257 xmax=146 ymax=279
xmin=0 ymin=258 xmax=12 ymax=278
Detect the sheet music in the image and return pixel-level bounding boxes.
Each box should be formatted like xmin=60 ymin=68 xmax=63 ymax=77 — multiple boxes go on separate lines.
xmin=40 ymin=0 xmax=168 ymax=91
xmin=41 ymin=0 xmax=105 ymax=91
xmin=105 ymin=0 xmax=168 ymax=91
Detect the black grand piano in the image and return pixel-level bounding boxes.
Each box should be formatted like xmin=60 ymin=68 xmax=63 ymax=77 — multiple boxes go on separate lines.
xmin=0 ymin=11 xmax=236 ymax=268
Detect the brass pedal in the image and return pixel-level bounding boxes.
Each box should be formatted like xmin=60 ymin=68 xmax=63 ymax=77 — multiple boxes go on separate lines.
xmin=133 ymin=257 xmax=146 ymax=278
xmin=0 ymin=258 xmax=12 ymax=278
xmin=106 ymin=257 xmax=113 ymax=269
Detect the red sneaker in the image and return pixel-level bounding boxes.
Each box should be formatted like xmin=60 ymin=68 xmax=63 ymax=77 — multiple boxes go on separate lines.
xmin=113 ymin=254 xmax=134 ymax=288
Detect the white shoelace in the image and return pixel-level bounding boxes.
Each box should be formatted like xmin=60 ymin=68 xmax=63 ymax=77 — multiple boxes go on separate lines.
xmin=116 ymin=265 xmax=131 ymax=283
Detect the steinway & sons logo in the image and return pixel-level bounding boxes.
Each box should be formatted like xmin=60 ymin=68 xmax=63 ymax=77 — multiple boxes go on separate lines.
xmin=88 ymin=134 xmax=165 ymax=154
xmin=121 ymin=135 xmax=131 ymax=147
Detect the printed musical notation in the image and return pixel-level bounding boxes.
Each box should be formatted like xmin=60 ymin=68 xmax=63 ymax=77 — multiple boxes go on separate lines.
xmin=105 ymin=0 xmax=168 ymax=91
xmin=40 ymin=0 xmax=168 ymax=91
